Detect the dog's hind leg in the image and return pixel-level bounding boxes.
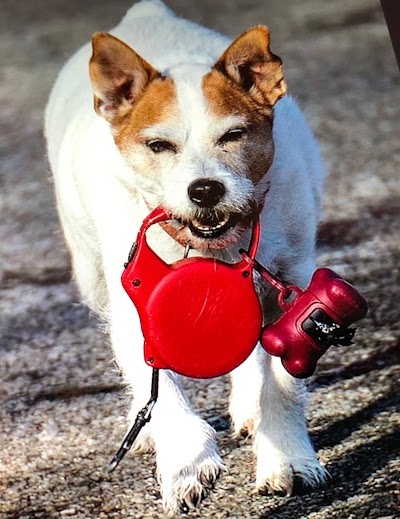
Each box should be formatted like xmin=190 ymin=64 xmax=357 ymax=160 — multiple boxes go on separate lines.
xmin=229 ymin=345 xmax=266 ymax=438
xmin=253 ymin=354 xmax=327 ymax=495
xmin=229 ymin=281 xmax=283 ymax=439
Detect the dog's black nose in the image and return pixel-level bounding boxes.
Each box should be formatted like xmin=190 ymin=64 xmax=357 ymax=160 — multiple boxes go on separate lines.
xmin=188 ymin=179 xmax=226 ymax=208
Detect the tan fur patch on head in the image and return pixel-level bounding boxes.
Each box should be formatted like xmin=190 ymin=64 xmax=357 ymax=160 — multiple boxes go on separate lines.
xmin=203 ymin=69 xmax=275 ymax=183
xmin=90 ymin=32 xmax=160 ymax=122
xmin=203 ymin=68 xmax=272 ymax=120
xmin=113 ymin=75 xmax=178 ymax=151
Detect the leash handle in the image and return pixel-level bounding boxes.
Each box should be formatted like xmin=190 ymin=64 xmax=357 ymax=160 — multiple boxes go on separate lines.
xmin=247 ymin=215 xmax=261 ymax=261
xmin=135 ymin=207 xmax=171 ymax=245
xmin=138 ymin=207 xmax=292 ymax=302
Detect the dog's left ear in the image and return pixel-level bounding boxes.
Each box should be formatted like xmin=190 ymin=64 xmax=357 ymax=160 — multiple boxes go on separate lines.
xmin=89 ymin=32 xmax=160 ymax=122
xmin=215 ymin=26 xmax=287 ymax=107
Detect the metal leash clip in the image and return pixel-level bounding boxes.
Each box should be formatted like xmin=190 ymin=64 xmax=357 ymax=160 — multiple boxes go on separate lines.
xmin=108 ymin=368 xmax=159 ymax=473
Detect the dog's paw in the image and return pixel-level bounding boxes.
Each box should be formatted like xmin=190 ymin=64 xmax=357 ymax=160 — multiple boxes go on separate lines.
xmin=234 ymin=417 xmax=256 ymax=439
xmin=229 ymin=395 xmax=258 ymax=438
xmin=159 ymin=454 xmax=225 ymax=516
xmin=256 ymin=453 xmax=327 ymax=496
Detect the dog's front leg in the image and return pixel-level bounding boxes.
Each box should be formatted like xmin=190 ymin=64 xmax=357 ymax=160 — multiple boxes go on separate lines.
xmin=152 ymin=371 xmax=224 ymax=514
xmin=108 ymin=290 xmax=224 ymax=515
xmin=254 ymin=260 xmax=327 ymax=494
xmin=230 ymin=261 xmax=327 ymax=495
xmin=230 ymin=345 xmax=325 ymax=493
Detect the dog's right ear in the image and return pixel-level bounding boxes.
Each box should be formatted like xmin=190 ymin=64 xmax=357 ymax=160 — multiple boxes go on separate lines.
xmin=89 ymin=33 xmax=159 ymax=122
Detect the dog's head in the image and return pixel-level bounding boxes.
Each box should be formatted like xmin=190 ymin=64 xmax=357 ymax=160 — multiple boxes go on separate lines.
xmin=89 ymin=27 xmax=286 ymax=251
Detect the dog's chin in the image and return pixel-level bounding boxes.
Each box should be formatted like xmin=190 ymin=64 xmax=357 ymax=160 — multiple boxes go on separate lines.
xmin=160 ymin=211 xmax=253 ymax=251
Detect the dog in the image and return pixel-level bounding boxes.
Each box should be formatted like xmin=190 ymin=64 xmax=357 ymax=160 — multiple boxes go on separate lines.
xmin=45 ymin=0 xmax=327 ymax=514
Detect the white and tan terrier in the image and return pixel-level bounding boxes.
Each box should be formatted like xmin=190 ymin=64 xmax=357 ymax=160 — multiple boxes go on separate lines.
xmin=45 ymin=0 xmax=326 ymax=514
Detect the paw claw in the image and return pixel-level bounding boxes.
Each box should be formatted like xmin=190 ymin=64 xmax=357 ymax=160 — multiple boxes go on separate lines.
xmin=179 ymin=502 xmax=190 ymax=514
xmin=232 ymin=418 xmax=256 ymax=439
xmin=256 ymin=458 xmax=327 ymax=498
xmin=199 ymin=468 xmax=220 ymax=489
xmin=257 ymin=466 xmax=294 ymax=496
xmin=257 ymin=483 xmax=291 ymax=497
xmin=161 ymin=456 xmax=224 ymax=515
xmin=178 ymin=484 xmax=207 ymax=513
xmin=191 ymin=488 xmax=205 ymax=507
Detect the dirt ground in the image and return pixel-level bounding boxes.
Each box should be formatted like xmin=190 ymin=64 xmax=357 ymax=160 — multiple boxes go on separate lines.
xmin=0 ymin=1 xmax=399 ymax=518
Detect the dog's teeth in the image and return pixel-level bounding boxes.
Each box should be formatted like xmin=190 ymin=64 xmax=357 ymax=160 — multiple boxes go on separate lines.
xmin=192 ymin=216 xmax=229 ymax=231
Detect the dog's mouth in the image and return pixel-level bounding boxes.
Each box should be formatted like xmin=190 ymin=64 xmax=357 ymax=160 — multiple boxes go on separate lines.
xmin=187 ymin=213 xmax=238 ymax=239
xmin=159 ymin=209 xmax=254 ymax=251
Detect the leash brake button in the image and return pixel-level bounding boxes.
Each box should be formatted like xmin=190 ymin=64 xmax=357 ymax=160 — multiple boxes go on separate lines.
xmin=124 ymin=241 xmax=137 ymax=268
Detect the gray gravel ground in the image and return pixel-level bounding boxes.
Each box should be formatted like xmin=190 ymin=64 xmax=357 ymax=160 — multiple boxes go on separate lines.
xmin=1 ymin=1 xmax=399 ymax=518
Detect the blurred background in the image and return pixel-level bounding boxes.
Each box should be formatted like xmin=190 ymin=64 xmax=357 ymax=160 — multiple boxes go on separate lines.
xmin=1 ymin=1 xmax=399 ymax=518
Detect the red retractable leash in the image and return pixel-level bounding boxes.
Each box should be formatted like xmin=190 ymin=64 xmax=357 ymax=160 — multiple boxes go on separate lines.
xmin=108 ymin=207 xmax=368 ymax=472
xmin=121 ymin=206 xmax=263 ymax=379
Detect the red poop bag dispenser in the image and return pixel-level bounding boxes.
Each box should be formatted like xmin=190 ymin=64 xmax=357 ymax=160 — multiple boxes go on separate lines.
xmin=108 ymin=207 xmax=367 ymax=472
xmin=260 ymin=268 xmax=368 ymax=378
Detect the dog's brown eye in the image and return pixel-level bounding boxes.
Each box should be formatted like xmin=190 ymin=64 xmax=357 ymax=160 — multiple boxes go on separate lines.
xmin=218 ymin=128 xmax=246 ymax=146
xmin=146 ymin=139 xmax=176 ymax=153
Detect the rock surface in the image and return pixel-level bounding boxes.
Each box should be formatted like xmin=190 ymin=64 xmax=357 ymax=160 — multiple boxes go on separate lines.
xmin=1 ymin=1 xmax=399 ymax=518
